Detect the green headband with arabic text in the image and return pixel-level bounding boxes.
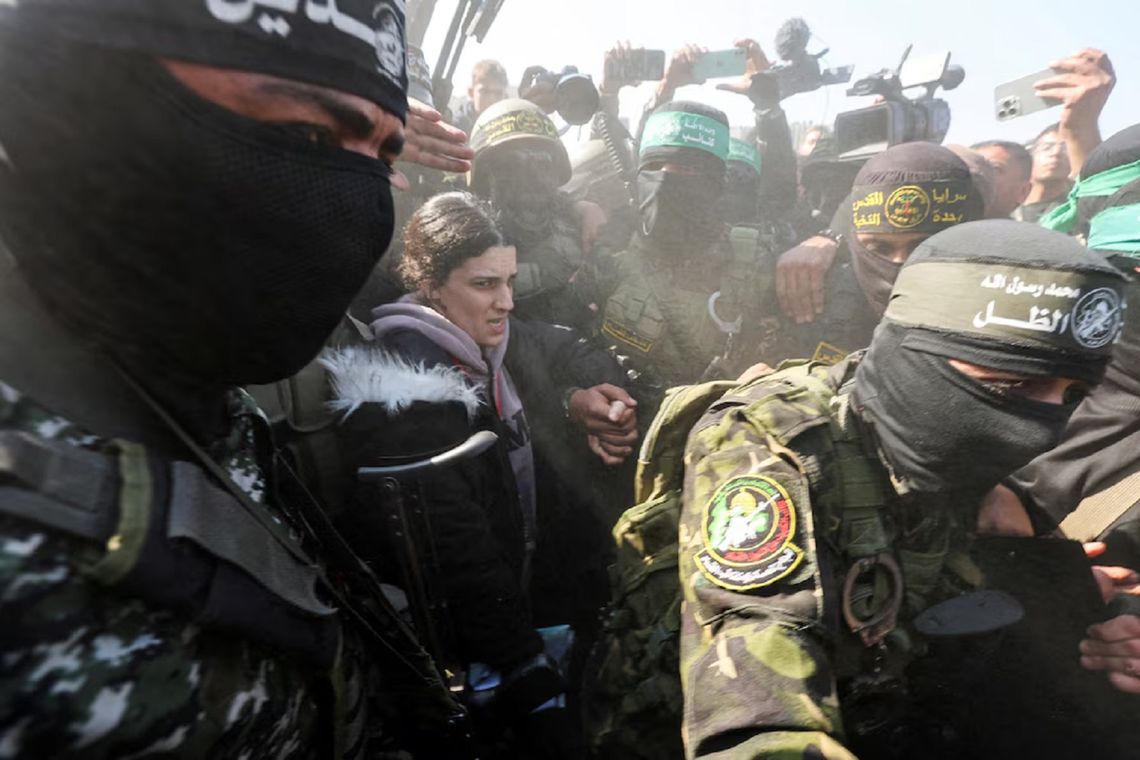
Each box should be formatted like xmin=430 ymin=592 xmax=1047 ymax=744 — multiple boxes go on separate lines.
xmin=728 ymin=138 xmax=762 ymax=175
xmin=1039 ymin=158 xmax=1140 ymax=233
xmin=884 ymin=261 xmax=1125 ymax=356
xmin=640 ymin=111 xmax=730 ymax=161
xmin=849 ymin=181 xmax=977 ymax=234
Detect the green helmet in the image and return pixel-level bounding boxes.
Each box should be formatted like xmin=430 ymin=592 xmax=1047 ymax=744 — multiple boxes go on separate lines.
xmin=468 ymin=98 xmax=572 ymax=194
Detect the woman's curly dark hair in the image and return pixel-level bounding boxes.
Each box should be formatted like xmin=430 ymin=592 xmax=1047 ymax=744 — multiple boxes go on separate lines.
xmin=398 ymin=191 xmax=507 ymax=290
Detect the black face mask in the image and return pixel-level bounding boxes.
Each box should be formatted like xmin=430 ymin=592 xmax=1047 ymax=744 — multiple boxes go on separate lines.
xmin=638 ymin=169 xmax=724 ymax=253
xmin=848 ymin=235 xmax=906 ymax=318
xmin=486 ymin=149 xmax=559 ymax=247
xmin=721 ymin=172 xmax=761 ymax=226
xmin=854 ymin=323 xmax=1077 ymax=501
xmin=0 ymin=41 xmax=395 ymax=388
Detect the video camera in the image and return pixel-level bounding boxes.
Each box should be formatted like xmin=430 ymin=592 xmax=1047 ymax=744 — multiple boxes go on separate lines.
xmin=833 ymin=45 xmax=965 ymax=160
xmin=765 ymin=18 xmax=854 ymax=101
xmin=519 ymin=65 xmax=600 ymax=126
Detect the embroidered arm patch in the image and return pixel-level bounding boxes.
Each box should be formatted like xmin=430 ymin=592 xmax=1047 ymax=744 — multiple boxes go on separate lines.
xmin=696 ymin=475 xmax=804 ymax=591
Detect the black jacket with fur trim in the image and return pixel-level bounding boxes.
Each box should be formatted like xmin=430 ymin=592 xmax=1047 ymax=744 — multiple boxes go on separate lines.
xmin=326 ymin=318 xmax=628 ymax=672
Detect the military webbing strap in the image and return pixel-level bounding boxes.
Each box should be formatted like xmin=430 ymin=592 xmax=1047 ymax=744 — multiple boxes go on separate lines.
xmin=0 ymin=430 xmax=119 ymax=541
xmin=821 ymin=381 xmax=975 ymax=617
xmin=633 ymin=380 xmax=739 ymax=505
xmin=793 ymin=371 xmax=971 ymax=641
xmin=722 ymin=226 xmax=763 ymax=319
xmin=112 ymin=363 xmax=463 ymax=719
xmin=829 ymin=393 xmax=891 ymax=559
xmin=783 ymin=370 xmax=891 ymax=560
xmin=1060 ymin=468 xmax=1140 ymax=541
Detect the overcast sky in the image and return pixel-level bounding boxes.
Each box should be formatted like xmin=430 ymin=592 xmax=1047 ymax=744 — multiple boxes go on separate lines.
xmin=422 ymin=0 xmax=1140 ymax=147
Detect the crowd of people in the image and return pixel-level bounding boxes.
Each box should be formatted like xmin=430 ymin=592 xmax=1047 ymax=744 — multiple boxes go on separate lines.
xmin=1 ymin=2 xmax=1139 ymax=759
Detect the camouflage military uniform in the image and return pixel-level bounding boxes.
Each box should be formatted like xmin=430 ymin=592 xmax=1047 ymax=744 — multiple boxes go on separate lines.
xmin=759 ymin=255 xmax=880 ymax=368
xmin=0 ymin=382 xmax=338 ymax=758
xmin=512 ymin=207 xmax=601 ymax=330
xmin=599 ymin=229 xmax=775 ymax=388
xmin=678 ymin=357 xmax=975 ymax=759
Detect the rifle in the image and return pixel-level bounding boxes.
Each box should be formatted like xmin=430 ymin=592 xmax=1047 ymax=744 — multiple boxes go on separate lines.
xmin=113 ymin=361 xmax=474 ymax=755
xmin=357 ymin=431 xmax=499 ymax=684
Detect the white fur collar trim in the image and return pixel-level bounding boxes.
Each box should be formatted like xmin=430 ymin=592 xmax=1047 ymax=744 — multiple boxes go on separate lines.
xmin=319 ymin=346 xmax=483 ymax=420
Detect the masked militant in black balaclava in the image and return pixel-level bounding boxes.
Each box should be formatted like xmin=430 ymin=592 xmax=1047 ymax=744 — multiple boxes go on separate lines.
xmin=854 ymin=220 xmax=1125 ymax=503
xmin=468 ymin=98 xmax=573 ymax=248
xmin=721 ymin=137 xmax=763 ymax=226
xmin=0 ymin=0 xmax=406 ymax=388
xmin=1000 ymin=126 xmax=1140 ymax=535
xmin=846 ymin=142 xmax=984 ymax=316
xmin=637 ymin=100 xmax=730 ymax=255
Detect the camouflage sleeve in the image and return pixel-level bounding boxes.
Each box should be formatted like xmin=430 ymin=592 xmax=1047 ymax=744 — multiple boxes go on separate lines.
xmin=677 ymin=405 xmax=857 ymax=760
xmin=0 ymin=515 xmax=327 ymax=759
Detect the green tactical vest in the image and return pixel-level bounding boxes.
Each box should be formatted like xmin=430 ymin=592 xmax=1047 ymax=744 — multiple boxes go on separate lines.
xmin=582 ymin=359 xmax=966 ymax=760
xmin=514 ymin=213 xmax=583 ymax=303
xmin=599 ymin=227 xmax=772 ymax=385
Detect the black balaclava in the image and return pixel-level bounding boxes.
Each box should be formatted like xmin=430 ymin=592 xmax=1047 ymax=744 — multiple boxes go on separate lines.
xmin=485 ymin=148 xmax=561 ymax=247
xmin=846 ymin=143 xmax=983 ymax=316
xmin=468 ymin=100 xmax=570 ymax=250
xmin=1076 ymin=131 xmax=1140 ymax=395
xmin=721 ymin=137 xmax=763 ymax=225
xmin=0 ymin=2 xmax=406 ymax=389
xmin=722 ymin=166 xmax=761 ymax=225
xmin=854 ymin=220 xmax=1126 ymax=502
xmin=1069 ymin=124 xmax=1140 ymax=239
xmin=637 ymin=101 xmax=728 ymax=256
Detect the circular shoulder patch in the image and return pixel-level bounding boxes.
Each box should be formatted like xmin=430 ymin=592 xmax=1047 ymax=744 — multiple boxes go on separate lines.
xmin=696 ymin=475 xmax=804 ymax=591
xmin=885 ymin=185 xmax=932 ymax=229
xmin=1071 ymin=287 xmax=1124 ymax=349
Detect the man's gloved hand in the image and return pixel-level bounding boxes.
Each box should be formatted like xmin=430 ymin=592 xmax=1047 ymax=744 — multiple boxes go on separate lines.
xmin=775 ymin=235 xmax=839 ymax=323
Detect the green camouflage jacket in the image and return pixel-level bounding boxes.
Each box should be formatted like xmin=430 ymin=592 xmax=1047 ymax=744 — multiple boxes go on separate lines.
xmin=0 ymin=381 xmax=342 ymax=759
xmin=677 ymin=357 xmax=971 ymax=759
xmin=512 ymin=208 xmax=602 ymax=331
xmin=599 ymin=230 xmax=777 ymax=388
